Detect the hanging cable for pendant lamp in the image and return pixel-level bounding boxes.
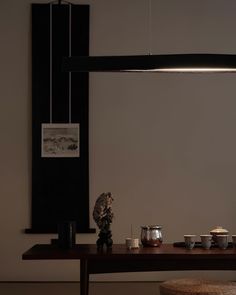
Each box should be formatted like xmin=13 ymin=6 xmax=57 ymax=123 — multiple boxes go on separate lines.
xmin=148 ymin=0 xmax=152 ymax=56
xmin=62 ymin=0 xmax=236 ymax=73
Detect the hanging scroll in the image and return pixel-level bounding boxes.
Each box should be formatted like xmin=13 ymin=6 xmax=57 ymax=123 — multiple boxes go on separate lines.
xmin=41 ymin=123 xmax=80 ymax=158
xmin=26 ymin=3 xmax=94 ymax=233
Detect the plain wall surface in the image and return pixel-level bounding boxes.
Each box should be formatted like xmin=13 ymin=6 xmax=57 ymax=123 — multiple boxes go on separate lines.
xmin=0 ymin=0 xmax=236 ymax=281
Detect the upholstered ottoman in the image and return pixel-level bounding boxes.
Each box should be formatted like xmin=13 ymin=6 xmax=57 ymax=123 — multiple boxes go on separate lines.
xmin=160 ymin=278 xmax=236 ymax=295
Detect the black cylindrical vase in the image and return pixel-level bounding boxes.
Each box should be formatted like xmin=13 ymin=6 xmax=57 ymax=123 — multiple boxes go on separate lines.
xmin=58 ymin=221 xmax=76 ymax=249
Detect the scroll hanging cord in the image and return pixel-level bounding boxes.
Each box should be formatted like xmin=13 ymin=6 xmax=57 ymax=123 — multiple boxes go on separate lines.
xmin=49 ymin=3 xmax=52 ymax=123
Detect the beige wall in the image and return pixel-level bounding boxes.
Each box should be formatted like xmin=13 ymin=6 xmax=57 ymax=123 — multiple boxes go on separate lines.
xmin=0 ymin=0 xmax=236 ymax=281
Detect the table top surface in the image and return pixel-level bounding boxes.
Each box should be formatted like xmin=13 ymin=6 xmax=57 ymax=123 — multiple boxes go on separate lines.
xmin=22 ymin=243 xmax=236 ymax=260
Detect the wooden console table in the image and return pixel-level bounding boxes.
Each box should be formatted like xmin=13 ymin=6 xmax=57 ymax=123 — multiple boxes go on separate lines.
xmin=22 ymin=244 xmax=236 ymax=295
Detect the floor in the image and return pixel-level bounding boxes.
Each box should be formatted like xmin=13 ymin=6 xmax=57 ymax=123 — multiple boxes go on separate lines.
xmin=0 ymin=282 xmax=160 ymax=295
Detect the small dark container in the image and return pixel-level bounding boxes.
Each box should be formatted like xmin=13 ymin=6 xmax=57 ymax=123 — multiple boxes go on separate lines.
xmin=58 ymin=221 xmax=76 ymax=249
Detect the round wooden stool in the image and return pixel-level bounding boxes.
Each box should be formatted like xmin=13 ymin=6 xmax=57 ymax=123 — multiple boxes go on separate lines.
xmin=159 ymin=278 xmax=236 ymax=295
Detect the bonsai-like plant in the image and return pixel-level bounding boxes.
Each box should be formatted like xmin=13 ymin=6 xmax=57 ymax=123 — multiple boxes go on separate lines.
xmin=93 ymin=192 xmax=114 ymax=249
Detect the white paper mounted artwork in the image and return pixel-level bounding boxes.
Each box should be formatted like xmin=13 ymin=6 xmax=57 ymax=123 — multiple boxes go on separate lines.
xmin=41 ymin=123 xmax=80 ymax=158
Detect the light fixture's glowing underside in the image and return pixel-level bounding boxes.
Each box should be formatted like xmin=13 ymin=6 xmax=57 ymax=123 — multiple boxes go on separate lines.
xmin=62 ymin=54 xmax=236 ymax=73
xmin=129 ymin=68 xmax=236 ymax=73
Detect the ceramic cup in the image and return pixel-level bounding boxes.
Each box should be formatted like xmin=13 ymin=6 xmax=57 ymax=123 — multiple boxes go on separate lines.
xmin=200 ymin=235 xmax=212 ymax=249
xmin=232 ymin=235 xmax=236 ymax=248
xmin=216 ymin=235 xmax=229 ymax=249
xmin=184 ymin=235 xmax=196 ymax=250
xmin=126 ymin=238 xmax=139 ymax=249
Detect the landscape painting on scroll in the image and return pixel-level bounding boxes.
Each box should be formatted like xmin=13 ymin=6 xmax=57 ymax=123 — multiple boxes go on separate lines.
xmin=41 ymin=123 xmax=80 ymax=158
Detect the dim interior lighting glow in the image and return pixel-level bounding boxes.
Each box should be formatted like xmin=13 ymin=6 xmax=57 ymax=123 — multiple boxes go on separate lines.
xmin=128 ymin=68 xmax=236 ymax=73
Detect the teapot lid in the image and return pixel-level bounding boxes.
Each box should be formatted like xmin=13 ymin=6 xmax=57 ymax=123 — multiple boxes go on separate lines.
xmin=141 ymin=225 xmax=162 ymax=230
xmin=210 ymin=226 xmax=228 ymax=234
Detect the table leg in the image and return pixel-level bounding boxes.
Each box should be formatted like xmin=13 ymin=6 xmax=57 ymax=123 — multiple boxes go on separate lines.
xmin=80 ymin=259 xmax=89 ymax=295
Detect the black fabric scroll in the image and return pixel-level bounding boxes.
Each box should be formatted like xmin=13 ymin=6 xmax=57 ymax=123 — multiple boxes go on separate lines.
xmin=26 ymin=3 xmax=94 ymax=233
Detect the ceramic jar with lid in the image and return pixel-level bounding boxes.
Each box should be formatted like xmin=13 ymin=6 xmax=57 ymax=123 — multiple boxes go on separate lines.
xmin=141 ymin=225 xmax=162 ymax=247
xmin=210 ymin=226 xmax=229 ymax=242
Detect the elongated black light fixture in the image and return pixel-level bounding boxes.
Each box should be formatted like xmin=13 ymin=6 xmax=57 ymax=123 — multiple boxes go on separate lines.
xmin=62 ymin=54 xmax=236 ymax=73
xmin=62 ymin=0 xmax=236 ymax=73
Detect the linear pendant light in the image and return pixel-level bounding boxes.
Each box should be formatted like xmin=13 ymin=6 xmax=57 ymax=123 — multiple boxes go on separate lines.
xmin=62 ymin=54 xmax=236 ymax=73
xmin=62 ymin=1 xmax=236 ymax=73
